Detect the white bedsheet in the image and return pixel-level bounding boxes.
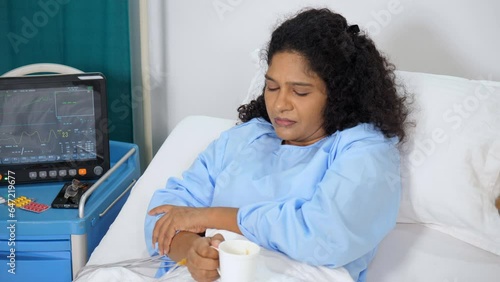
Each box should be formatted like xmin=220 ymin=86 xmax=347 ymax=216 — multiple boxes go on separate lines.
xmin=77 ymin=230 xmax=354 ymax=282
xmin=77 ymin=254 xmax=353 ymax=282
xmin=367 ymin=223 xmax=500 ymax=282
xmin=77 ymin=252 xmax=354 ymax=282
xmin=83 ymin=116 xmax=500 ymax=282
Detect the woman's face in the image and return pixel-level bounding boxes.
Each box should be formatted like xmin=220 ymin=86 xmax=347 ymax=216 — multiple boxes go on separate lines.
xmin=264 ymin=51 xmax=328 ymax=146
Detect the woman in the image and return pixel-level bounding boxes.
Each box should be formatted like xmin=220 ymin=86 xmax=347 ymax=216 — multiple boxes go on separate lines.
xmin=145 ymin=8 xmax=409 ymax=282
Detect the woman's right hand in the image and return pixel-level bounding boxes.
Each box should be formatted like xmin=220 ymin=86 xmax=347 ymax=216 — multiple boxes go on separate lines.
xmin=186 ymin=234 xmax=225 ymax=282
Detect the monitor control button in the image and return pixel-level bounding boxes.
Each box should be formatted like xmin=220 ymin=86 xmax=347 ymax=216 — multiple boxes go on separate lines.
xmin=58 ymin=170 xmax=67 ymax=177
xmin=49 ymin=170 xmax=57 ymax=178
xmin=68 ymin=169 xmax=77 ymax=176
xmin=93 ymin=166 xmax=103 ymax=176
xmin=78 ymin=168 xmax=87 ymax=176
xmin=29 ymin=172 xmax=37 ymax=179
xmin=39 ymin=171 xmax=47 ymax=178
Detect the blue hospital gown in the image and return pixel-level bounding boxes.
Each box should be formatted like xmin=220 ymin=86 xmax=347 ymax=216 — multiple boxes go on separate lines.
xmin=144 ymin=118 xmax=401 ymax=282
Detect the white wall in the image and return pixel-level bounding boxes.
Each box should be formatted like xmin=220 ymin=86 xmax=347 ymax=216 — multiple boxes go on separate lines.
xmin=144 ymin=0 xmax=500 ymax=154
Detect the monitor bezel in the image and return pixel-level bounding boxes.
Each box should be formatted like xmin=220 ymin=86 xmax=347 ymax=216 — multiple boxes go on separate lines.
xmin=0 ymin=72 xmax=110 ymax=185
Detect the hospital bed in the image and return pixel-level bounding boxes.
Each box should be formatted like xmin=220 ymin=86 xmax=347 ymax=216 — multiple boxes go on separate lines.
xmin=76 ymin=70 xmax=500 ymax=281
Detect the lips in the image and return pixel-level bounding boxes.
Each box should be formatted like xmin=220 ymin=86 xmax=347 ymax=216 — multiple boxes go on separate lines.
xmin=274 ymin=117 xmax=296 ymax=127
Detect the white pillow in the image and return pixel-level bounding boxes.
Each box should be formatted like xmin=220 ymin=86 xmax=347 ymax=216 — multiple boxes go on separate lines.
xmin=396 ymin=70 xmax=500 ymax=255
xmin=243 ymin=51 xmax=500 ymax=255
xmin=242 ymin=49 xmax=267 ymax=104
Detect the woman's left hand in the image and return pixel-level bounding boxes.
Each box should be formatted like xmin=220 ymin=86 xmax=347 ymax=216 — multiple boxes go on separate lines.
xmin=149 ymin=205 xmax=208 ymax=255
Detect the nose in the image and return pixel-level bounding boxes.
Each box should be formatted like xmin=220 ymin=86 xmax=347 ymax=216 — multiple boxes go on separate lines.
xmin=274 ymin=89 xmax=293 ymax=112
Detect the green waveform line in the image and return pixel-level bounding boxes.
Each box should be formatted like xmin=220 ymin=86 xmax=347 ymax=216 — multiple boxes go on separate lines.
xmin=25 ymin=95 xmax=53 ymax=106
xmin=0 ymin=129 xmax=59 ymax=145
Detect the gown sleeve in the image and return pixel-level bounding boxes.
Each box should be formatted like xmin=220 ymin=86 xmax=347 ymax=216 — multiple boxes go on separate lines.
xmin=237 ymin=130 xmax=401 ymax=268
xmin=144 ymin=132 xmax=229 ymax=256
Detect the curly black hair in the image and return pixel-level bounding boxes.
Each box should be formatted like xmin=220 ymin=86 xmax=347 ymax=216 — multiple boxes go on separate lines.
xmin=238 ymin=8 xmax=410 ymax=143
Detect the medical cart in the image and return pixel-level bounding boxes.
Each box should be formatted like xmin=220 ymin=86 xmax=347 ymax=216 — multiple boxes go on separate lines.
xmin=0 ymin=141 xmax=140 ymax=282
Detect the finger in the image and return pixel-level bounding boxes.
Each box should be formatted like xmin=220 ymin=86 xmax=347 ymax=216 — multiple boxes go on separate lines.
xmin=148 ymin=204 xmax=173 ymax=215
xmin=154 ymin=214 xmax=175 ymax=255
xmin=211 ymin=233 xmax=225 ymax=241
xmin=209 ymin=233 xmax=225 ymax=248
xmin=190 ymin=269 xmax=220 ymax=282
xmin=151 ymin=216 xmax=164 ymax=250
xmin=151 ymin=212 xmax=170 ymax=252
xmin=187 ymin=254 xmax=220 ymax=282
xmin=188 ymin=246 xmax=219 ymax=270
xmin=161 ymin=226 xmax=178 ymax=255
xmin=197 ymin=243 xmax=220 ymax=261
xmin=158 ymin=217 xmax=177 ymax=255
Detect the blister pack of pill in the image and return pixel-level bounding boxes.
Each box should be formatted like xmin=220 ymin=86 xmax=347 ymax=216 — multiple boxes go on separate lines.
xmin=9 ymin=196 xmax=50 ymax=213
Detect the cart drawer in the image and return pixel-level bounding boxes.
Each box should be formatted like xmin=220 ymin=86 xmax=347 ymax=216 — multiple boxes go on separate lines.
xmin=0 ymin=250 xmax=71 ymax=282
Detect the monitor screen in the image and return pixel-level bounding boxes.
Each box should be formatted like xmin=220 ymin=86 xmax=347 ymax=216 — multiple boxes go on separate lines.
xmin=0 ymin=73 xmax=110 ymax=185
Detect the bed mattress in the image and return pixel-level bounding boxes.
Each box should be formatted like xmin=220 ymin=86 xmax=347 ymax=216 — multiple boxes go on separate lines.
xmin=84 ymin=116 xmax=500 ymax=281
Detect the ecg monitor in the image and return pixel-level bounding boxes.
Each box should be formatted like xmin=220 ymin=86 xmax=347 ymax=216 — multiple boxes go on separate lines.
xmin=0 ymin=73 xmax=110 ymax=185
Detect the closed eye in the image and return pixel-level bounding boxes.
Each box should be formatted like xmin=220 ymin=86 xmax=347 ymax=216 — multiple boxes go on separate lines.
xmin=294 ymin=91 xmax=309 ymax=96
xmin=266 ymin=86 xmax=279 ymax=92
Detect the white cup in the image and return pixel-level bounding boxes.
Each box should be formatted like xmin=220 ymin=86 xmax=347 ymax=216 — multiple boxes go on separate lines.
xmin=217 ymin=239 xmax=260 ymax=282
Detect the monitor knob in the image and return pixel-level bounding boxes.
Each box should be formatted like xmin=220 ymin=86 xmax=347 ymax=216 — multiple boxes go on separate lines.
xmin=93 ymin=166 xmax=103 ymax=176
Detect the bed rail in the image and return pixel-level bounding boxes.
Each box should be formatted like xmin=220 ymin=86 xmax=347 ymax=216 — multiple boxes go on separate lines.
xmin=78 ymin=147 xmax=136 ymax=218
